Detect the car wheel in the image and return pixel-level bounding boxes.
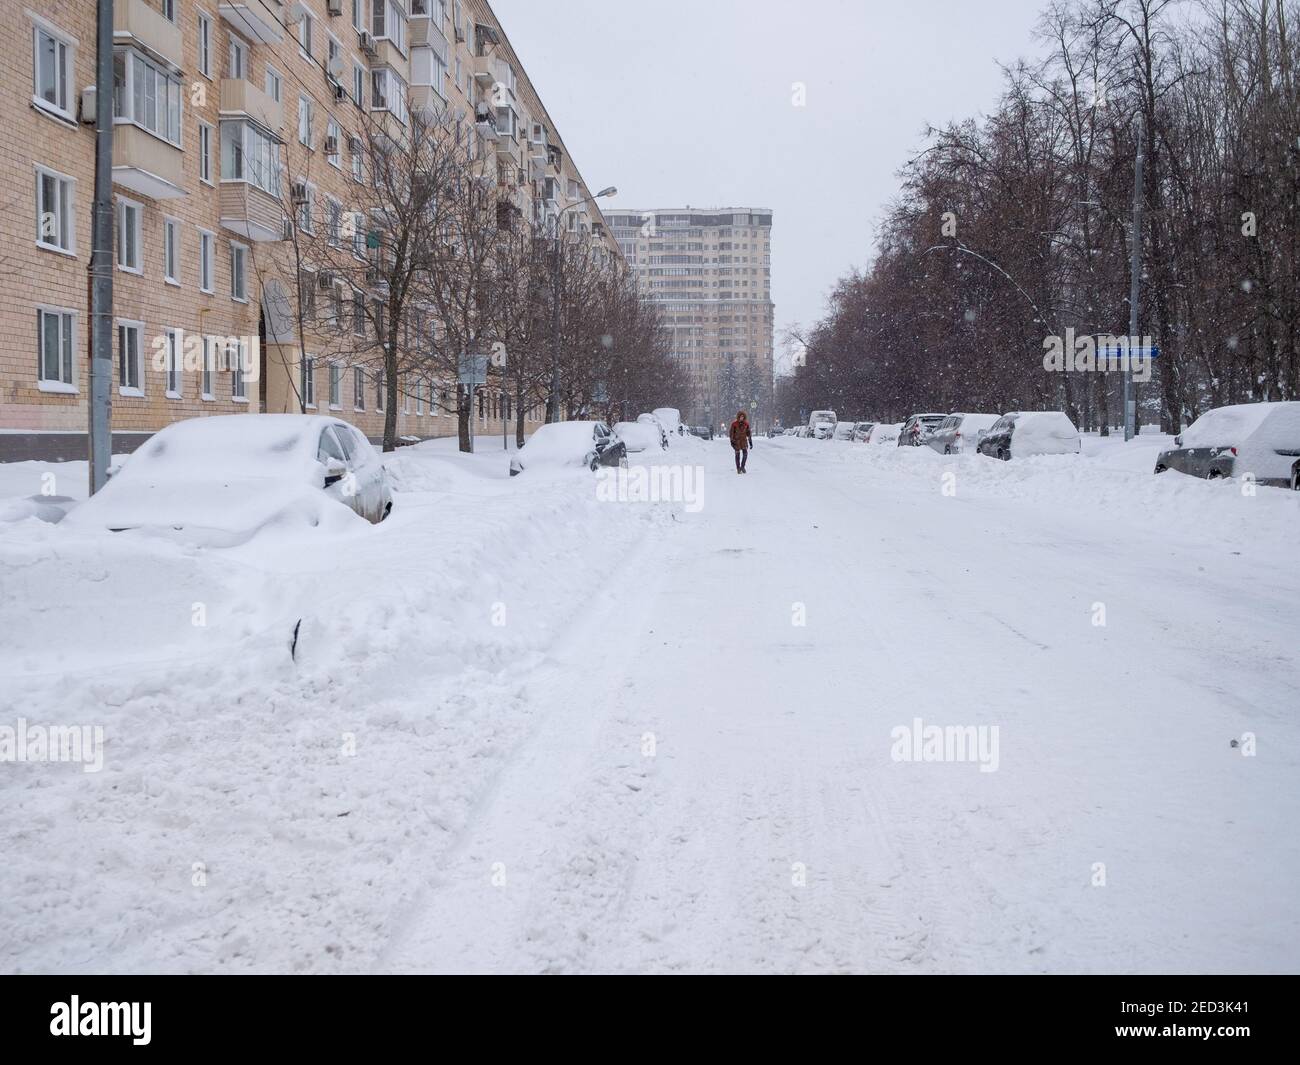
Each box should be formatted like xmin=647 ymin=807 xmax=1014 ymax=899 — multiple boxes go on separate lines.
xmin=1208 ymin=470 xmax=1224 ymax=481
xmin=1154 ymin=464 xmax=1167 ymax=474
xmin=1292 ymin=464 xmax=1299 ymax=491
xmin=382 ymin=500 xmax=393 ymax=521
xmin=944 ymin=446 xmax=952 ymax=455
xmin=998 ymin=448 xmax=1009 ymax=462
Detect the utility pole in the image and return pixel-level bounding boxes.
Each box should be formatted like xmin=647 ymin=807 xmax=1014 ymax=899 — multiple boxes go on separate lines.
xmin=1125 ymin=119 xmax=1145 ymax=442
xmin=88 ymin=0 xmax=115 ymax=493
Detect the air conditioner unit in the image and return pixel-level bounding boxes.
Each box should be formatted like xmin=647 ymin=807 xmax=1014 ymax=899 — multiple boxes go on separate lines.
xmin=360 ymin=31 xmax=377 ymax=55
xmin=324 ymin=135 xmax=339 ymax=155
xmin=291 ymin=180 xmax=308 ymax=205
xmin=326 ymin=0 xmax=344 ymax=14
xmin=348 ymin=134 xmax=363 ymax=153
xmin=333 ymin=82 xmax=348 ymax=103
xmin=79 ymin=86 xmax=97 ymax=124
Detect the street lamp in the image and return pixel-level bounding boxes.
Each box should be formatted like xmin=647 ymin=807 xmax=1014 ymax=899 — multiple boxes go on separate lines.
xmin=550 ymin=186 xmax=617 ymax=423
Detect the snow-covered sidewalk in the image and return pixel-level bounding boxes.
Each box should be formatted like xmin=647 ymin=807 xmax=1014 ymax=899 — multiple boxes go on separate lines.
xmin=1 ymin=434 xmax=1297 ymax=973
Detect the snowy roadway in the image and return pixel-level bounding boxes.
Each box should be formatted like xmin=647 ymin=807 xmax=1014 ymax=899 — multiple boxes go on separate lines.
xmin=2 ymin=435 xmax=1298 ymax=973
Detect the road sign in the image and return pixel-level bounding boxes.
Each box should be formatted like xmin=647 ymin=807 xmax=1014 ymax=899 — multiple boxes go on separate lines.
xmin=458 ymin=352 xmax=488 ymax=386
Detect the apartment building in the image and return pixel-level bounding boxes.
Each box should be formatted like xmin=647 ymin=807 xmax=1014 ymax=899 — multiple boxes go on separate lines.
xmin=1 ymin=0 xmax=619 ymax=461
xmin=606 ymin=208 xmax=774 ymax=428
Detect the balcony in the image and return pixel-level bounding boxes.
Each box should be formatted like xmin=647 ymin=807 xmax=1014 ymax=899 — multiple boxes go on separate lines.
xmin=369 ymin=38 xmax=407 ymax=72
xmin=474 ymin=106 xmax=497 ymax=135
xmin=218 ymin=1 xmax=284 ymax=45
xmin=220 ymin=182 xmax=283 ymax=243
xmin=114 ymin=0 xmax=183 ymax=70
xmin=113 ymin=124 xmax=185 ymax=199
xmin=220 ymin=79 xmax=283 ymax=132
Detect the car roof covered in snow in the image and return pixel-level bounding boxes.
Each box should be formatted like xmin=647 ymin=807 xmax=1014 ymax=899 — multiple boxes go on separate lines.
xmin=1180 ymin=402 xmax=1300 ymax=448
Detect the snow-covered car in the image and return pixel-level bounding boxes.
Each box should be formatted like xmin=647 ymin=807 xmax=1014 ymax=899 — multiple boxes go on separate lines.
xmin=636 ymin=413 xmax=671 ymax=449
xmin=1155 ymin=402 xmax=1300 ymax=488
xmin=898 ymin=413 xmax=946 ymax=447
xmin=867 ymin=422 xmax=903 ymax=445
xmin=977 ymin=412 xmax=1082 ymax=461
xmin=927 ymin=413 xmax=1001 ymax=455
xmin=509 ymin=421 xmax=628 ymax=476
xmin=62 ymin=415 xmax=392 ymax=547
xmin=851 ymin=422 xmax=876 ymax=442
xmin=615 ymin=421 xmax=668 ymax=453
xmin=652 ymin=408 xmax=683 ymax=437
xmin=832 ymin=422 xmax=857 ymax=441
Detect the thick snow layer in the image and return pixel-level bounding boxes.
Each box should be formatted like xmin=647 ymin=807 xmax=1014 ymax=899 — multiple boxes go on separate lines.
xmin=2 ymin=433 xmax=1298 ymax=974
xmin=1009 ymin=411 xmax=1082 ymax=455
xmin=1178 ymin=402 xmax=1300 ymax=481
xmin=512 ymin=421 xmax=605 ymax=471
xmin=614 ymin=422 xmax=662 ymax=454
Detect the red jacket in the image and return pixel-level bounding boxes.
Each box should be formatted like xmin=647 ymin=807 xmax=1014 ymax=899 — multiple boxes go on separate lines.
xmin=729 ymin=418 xmax=753 ymax=450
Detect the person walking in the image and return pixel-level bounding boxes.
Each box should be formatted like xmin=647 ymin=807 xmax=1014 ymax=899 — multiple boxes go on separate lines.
xmin=729 ymin=410 xmax=754 ymax=474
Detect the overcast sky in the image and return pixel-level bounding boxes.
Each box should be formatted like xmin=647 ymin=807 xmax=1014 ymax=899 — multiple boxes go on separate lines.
xmin=491 ymin=0 xmax=1046 ymax=366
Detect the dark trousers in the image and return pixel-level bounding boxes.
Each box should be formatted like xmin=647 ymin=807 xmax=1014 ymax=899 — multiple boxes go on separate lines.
xmin=734 ymin=448 xmax=748 ymax=471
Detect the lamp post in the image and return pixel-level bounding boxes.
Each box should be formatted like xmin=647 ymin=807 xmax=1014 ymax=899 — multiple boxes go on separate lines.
xmin=551 ymin=186 xmax=617 ymax=423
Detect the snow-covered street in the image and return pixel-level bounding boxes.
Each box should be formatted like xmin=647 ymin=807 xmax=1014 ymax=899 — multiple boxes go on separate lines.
xmin=3 ymin=436 xmax=1297 ymax=974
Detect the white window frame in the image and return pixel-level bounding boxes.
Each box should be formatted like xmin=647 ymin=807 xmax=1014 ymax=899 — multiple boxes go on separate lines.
xmin=230 ymin=241 xmax=249 ymax=302
xmin=113 ymin=46 xmax=183 ymax=147
xmin=329 ymin=363 xmax=343 ymax=410
xmin=302 ymin=355 xmax=317 ymax=408
xmin=193 ymin=122 xmax=211 ymax=185
xmin=298 ymin=11 xmax=315 ymax=58
xmin=265 ymin=65 xmax=282 ymax=103
xmin=198 ymin=228 xmax=215 ymax=293
xmin=228 ymin=35 xmax=249 ymax=80
xmin=36 ymin=305 xmax=76 ymax=392
xmin=32 ymin=17 xmax=76 ymax=122
xmin=115 ymin=196 xmax=143 ymax=273
xmin=352 ymin=61 xmax=365 ymax=107
xmin=326 ymin=118 xmax=342 ymax=168
xmin=201 ymin=335 xmax=216 ymax=400
xmin=197 ymin=11 xmax=213 ymax=78
xmin=163 ymin=217 xmax=180 ymax=284
xmin=116 ymin=318 xmax=144 ymax=396
xmin=231 ymin=338 xmax=249 ymax=402
xmin=35 ymin=164 xmax=75 ymax=255
xmin=298 ymin=94 xmax=313 ymax=148
xmin=163 ymin=327 xmax=183 ymax=398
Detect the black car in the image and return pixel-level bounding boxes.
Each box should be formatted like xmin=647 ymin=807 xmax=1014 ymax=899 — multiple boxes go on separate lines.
xmin=690 ymin=425 xmax=714 ymax=440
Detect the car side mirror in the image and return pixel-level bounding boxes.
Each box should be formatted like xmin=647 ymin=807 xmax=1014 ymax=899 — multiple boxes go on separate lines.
xmin=323 ymin=458 xmax=347 ymax=486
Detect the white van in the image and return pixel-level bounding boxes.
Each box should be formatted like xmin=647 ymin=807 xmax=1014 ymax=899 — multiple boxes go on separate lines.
xmin=808 ymin=410 xmax=838 ymax=440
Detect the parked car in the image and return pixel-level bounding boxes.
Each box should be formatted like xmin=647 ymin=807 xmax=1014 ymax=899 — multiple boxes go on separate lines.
xmin=851 ymin=422 xmax=876 ymax=442
xmin=1154 ymin=402 xmax=1300 ymax=488
xmin=832 ymin=422 xmax=857 ymax=441
xmin=867 ymin=422 xmax=903 ymax=445
xmin=652 ymin=408 xmax=683 ymax=437
xmin=63 ymin=415 xmax=392 ymax=547
xmin=977 ymin=412 xmax=1082 ymax=460
xmin=636 ymin=413 xmax=671 ymax=449
xmin=807 ymin=410 xmax=838 ymax=439
xmin=690 ymin=425 xmax=715 ymax=440
xmin=615 ymin=421 xmax=667 ymax=453
xmin=898 ymin=414 xmax=947 ymax=447
xmin=927 ymin=413 xmax=1001 ymax=455
xmin=510 ymin=421 xmax=628 ymax=476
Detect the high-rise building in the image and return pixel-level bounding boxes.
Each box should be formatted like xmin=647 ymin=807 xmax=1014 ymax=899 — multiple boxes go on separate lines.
xmin=606 ymin=208 xmax=773 ymax=428
xmin=0 ymin=0 xmax=620 ymax=461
